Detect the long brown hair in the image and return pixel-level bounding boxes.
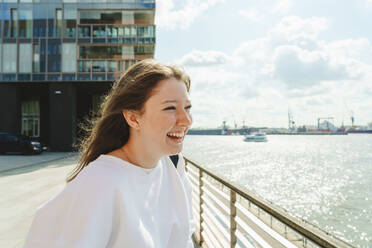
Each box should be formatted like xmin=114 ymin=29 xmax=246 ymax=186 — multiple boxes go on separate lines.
xmin=67 ymin=59 xmax=190 ymax=182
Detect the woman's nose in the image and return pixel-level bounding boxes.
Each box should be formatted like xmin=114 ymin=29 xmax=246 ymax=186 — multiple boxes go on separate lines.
xmin=178 ymin=108 xmax=192 ymax=127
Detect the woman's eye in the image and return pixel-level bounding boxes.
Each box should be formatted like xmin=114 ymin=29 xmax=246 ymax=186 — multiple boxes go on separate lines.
xmin=164 ymin=105 xmax=192 ymax=111
xmin=164 ymin=106 xmax=176 ymax=110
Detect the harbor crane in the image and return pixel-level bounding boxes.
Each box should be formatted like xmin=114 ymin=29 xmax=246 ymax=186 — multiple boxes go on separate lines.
xmin=350 ymin=110 xmax=355 ymax=127
xmin=344 ymin=101 xmax=355 ymax=127
xmin=288 ymin=109 xmax=295 ymax=131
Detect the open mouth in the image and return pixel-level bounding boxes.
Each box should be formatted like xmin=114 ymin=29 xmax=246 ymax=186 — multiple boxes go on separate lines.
xmin=167 ymin=132 xmax=184 ymax=143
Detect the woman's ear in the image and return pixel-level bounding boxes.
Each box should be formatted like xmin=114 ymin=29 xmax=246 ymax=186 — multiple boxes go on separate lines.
xmin=122 ymin=110 xmax=141 ymax=130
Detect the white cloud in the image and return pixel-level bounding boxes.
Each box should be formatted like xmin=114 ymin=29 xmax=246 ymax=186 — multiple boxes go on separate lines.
xmin=175 ymin=15 xmax=372 ymax=127
xmin=234 ymin=38 xmax=271 ymax=63
xmin=273 ymin=45 xmax=349 ymax=88
xmin=233 ymin=16 xmax=368 ymax=88
xmin=186 ymin=67 xmax=251 ymax=95
xmin=239 ymin=0 xmax=293 ymax=23
xmin=177 ymin=50 xmax=230 ymax=67
xmin=286 ymin=83 xmax=331 ymax=98
xmin=269 ymin=16 xmax=329 ymax=42
xmin=155 ymin=0 xmax=225 ymax=30
xmin=271 ymin=0 xmax=293 ymax=14
xmin=326 ymin=38 xmax=372 ymax=65
xmin=239 ymin=9 xmax=262 ymax=22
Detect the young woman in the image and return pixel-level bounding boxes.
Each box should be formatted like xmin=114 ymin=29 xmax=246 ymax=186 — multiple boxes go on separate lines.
xmin=23 ymin=59 xmax=194 ymax=248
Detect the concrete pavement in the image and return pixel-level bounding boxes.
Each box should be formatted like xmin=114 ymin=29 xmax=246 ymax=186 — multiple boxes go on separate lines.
xmin=0 ymin=153 xmax=78 ymax=248
xmin=0 ymin=152 xmax=77 ymax=173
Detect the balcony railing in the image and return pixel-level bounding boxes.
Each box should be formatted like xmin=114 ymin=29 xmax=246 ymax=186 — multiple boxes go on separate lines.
xmin=184 ymin=157 xmax=355 ymax=248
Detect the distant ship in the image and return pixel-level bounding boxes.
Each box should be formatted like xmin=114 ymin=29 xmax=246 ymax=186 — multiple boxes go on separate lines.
xmin=347 ymin=129 xmax=372 ymax=134
xmin=347 ymin=123 xmax=372 ymax=133
xmin=243 ymin=132 xmax=268 ymax=142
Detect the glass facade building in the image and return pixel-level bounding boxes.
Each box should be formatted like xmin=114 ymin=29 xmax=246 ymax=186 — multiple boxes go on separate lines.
xmin=0 ymin=0 xmax=155 ymax=82
xmin=0 ymin=0 xmax=155 ymax=151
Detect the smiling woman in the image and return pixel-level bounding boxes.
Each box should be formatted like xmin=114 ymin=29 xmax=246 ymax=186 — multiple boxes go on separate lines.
xmin=23 ymin=59 xmax=195 ymax=248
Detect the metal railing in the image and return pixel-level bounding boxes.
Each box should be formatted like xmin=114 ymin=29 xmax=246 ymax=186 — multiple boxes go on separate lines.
xmin=184 ymin=157 xmax=355 ymax=248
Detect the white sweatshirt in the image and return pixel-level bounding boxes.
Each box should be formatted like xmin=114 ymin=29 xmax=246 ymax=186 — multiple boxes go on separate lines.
xmin=23 ymin=154 xmax=194 ymax=248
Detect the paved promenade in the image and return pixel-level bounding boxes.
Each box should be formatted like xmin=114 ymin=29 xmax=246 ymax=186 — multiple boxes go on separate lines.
xmin=0 ymin=153 xmax=78 ymax=248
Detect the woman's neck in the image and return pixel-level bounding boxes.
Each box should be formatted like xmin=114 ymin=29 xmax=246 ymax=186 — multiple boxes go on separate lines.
xmin=107 ymin=138 xmax=160 ymax=169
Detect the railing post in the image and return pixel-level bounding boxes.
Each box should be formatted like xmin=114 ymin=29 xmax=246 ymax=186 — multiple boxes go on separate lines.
xmin=230 ymin=190 xmax=237 ymax=248
xmin=199 ymin=169 xmax=204 ymax=246
xmin=184 ymin=160 xmax=188 ymax=172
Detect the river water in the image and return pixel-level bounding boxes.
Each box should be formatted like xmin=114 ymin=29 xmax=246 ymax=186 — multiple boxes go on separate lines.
xmin=182 ymin=134 xmax=372 ymax=248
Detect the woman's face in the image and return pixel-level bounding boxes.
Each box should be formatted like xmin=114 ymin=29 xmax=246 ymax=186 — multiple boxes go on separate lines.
xmin=137 ymin=77 xmax=193 ymax=156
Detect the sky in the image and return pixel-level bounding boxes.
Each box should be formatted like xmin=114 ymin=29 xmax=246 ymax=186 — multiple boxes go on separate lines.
xmin=154 ymin=0 xmax=372 ymax=129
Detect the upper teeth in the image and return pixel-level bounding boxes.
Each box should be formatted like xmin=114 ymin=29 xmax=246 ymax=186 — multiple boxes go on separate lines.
xmin=168 ymin=133 xmax=183 ymax=138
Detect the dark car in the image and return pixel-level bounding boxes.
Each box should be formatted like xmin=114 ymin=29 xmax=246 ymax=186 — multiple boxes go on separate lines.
xmin=0 ymin=133 xmax=48 ymax=155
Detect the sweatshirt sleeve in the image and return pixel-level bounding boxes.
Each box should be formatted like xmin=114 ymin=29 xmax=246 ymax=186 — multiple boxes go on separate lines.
xmin=176 ymin=153 xmax=196 ymax=247
xmin=23 ymin=165 xmax=116 ymax=248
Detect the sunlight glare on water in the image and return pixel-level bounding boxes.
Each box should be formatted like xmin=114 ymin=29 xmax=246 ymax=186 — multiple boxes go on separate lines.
xmin=183 ymin=134 xmax=372 ymax=248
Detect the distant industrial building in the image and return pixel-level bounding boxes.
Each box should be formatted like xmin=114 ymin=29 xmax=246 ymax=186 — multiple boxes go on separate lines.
xmin=0 ymin=0 xmax=155 ymax=150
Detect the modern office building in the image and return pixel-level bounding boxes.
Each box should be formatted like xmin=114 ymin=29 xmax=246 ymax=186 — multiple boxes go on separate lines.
xmin=0 ymin=0 xmax=155 ymax=150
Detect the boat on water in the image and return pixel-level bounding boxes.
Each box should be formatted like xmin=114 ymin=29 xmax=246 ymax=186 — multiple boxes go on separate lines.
xmin=347 ymin=129 xmax=372 ymax=134
xmin=347 ymin=124 xmax=372 ymax=133
xmin=244 ymin=132 xmax=268 ymax=142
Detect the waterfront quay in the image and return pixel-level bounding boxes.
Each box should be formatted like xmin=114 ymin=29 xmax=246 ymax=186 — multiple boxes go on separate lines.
xmin=188 ymin=128 xmax=262 ymax=135
xmin=1 ymin=153 xmax=356 ymax=248
xmin=188 ymin=128 xmax=349 ymax=135
xmin=269 ymin=132 xmax=348 ymax=135
xmin=0 ymin=153 xmax=77 ymax=248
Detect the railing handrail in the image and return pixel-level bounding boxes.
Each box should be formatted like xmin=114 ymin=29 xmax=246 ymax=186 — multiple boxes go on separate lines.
xmin=184 ymin=156 xmax=355 ymax=248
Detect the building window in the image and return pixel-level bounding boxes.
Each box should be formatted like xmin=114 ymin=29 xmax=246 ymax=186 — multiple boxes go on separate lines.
xmin=80 ymin=11 xmax=122 ymax=24
xmin=21 ymin=100 xmax=40 ymax=138
xmin=134 ymin=11 xmax=154 ymax=25
xmin=48 ymin=41 xmax=61 ymax=72
xmin=19 ymin=9 xmax=32 ymax=38
xmin=3 ymin=8 xmax=10 ymax=37
xmin=19 ymin=44 xmax=32 ymax=73
xmin=62 ymin=43 xmax=77 ymax=73
xmin=55 ymin=9 xmax=62 ymax=37
xmin=40 ymin=40 xmax=47 ymax=72
xmin=33 ymin=44 xmax=40 ymax=73
xmin=47 ymin=5 xmax=55 ymax=37
xmin=122 ymin=11 xmax=134 ymax=25
xmin=18 ymin=74 xmax=31 ymax=81
xmin=79 ymin=46 xmax=122 ymax=59
xmin=107 ymin=61 xmax=117 ymax=72
xmin=3 ymin=74 xmax=17 ymax=81
xmin=93 ymin=26 xmax=106 ymax=38
xmin=78 ymin=26 xmax=91 ymax=38
xmin=77 ymin=60 xmax=91 ymax=72
xmin=11 ymin=8 xmax=18 ymax=38
xmin=92 ymin=61 xmax=106 ymax=72
xmin=64 ymin=7 xmax=77 ymax=38
xmin=122 ymin=46 xmax=134 ymax=59
xmin=2 ymin=44 xmax=17 ymax=73
xmin=33 ymin=4 xmax=47 ymax=38
xmin=134 ymin=45 xmax=154 ymax=54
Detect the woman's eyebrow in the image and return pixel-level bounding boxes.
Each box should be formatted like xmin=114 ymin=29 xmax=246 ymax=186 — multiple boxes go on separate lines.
xmin=162 ymin=100 xmax=191 ymax=104
xmin=162 ymin=100 xmax=177 ymax=104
